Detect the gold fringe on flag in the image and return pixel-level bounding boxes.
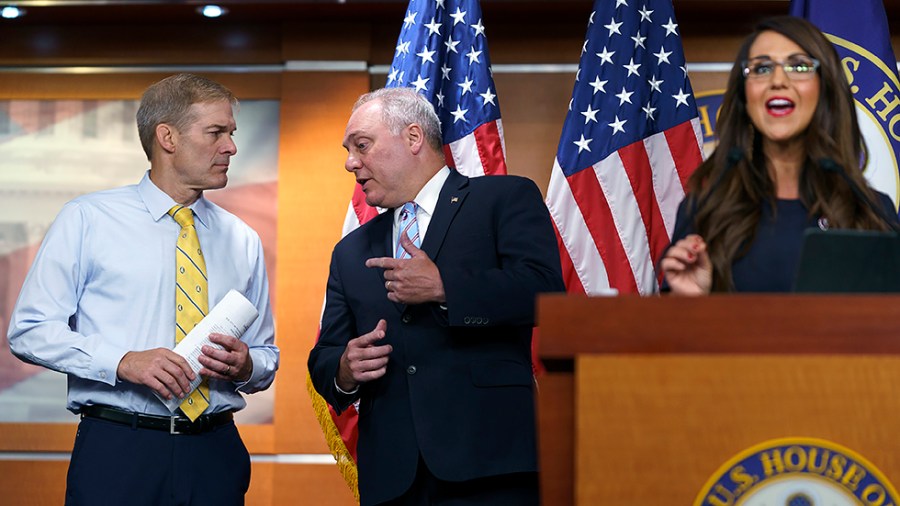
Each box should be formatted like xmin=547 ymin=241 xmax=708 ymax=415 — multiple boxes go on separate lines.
xmin=306 ymin=373 xmax=360 ymax=502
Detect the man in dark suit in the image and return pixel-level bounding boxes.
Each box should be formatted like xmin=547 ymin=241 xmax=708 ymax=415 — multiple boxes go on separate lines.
xmin=308 ymin=87 xmax=564 ymax=506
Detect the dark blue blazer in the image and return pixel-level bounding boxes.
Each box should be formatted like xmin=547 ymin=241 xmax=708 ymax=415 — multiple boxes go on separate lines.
xmin=308 ymin=170 xmax=565 ymax=505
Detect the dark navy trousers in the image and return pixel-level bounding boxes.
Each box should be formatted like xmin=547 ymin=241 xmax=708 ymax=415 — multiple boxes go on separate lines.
xmin=65 ymin=416 xmax=251 ymax=506
xmin=379 ymin=455 xmax=539 ymax=506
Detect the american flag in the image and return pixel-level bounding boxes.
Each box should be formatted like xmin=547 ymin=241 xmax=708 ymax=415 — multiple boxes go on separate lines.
xmin=546 ymin=0 xmax=704 ymax=295
xmin=386 ymin=0 xmax=506 ymax=177
xmin=341 ymin=0 xmax=506 ymax=234
xmin=311 ymin=0 xmax=506 ymax=497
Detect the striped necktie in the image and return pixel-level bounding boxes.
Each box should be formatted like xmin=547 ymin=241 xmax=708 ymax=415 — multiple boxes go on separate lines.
xmin=168 ymin=205 xmax=210 ymax=422
xmin=395 ymin=202 xmax=420 ymax=259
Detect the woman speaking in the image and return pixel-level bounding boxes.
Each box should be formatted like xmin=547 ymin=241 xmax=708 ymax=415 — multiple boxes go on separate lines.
xmin=661 ymin=16 xmax=898 ymax=295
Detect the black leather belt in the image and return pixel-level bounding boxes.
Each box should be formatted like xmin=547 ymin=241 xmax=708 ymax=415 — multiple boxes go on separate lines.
xmin=80 ymin=405 xmax=233 ymax=435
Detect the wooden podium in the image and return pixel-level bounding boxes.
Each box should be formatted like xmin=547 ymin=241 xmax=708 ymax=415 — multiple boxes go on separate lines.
xmin=536 ymin=294 xmax=900 ymax=505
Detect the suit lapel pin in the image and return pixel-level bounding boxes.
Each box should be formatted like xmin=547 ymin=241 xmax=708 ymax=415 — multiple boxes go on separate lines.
xmin=450 ymin=196 xmax=459 ymax=204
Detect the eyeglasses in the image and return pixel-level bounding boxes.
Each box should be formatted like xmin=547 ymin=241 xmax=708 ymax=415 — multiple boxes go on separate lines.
xmin=742 ymin=55 xmax=820 ymax=81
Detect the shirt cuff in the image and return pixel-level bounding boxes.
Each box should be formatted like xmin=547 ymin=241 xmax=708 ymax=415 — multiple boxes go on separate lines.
xmin=334 ymin=377 xmax=359 ymax=395
xmin=97 ymin=340 xmax=131 ymax=387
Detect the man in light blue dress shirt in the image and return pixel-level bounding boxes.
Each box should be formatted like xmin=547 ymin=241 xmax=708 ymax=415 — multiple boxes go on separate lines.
xmin=7 ymin=74 xmax=279 ymax=506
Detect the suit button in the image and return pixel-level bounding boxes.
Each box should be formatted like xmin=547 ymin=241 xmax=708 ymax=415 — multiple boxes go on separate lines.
xmin=401 ymin=314 xmax=411 ymax=323
xmin=475 ymin=317 xmax=483 ymax=324
xmin=407 ymin=366 xmax=417 ymax=375
xmin=464 ymin=317 xmax=471 ymax=324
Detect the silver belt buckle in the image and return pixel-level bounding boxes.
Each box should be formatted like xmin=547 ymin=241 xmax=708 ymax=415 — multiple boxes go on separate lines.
xmin=169 ymin=415 xmax=183 ymax=435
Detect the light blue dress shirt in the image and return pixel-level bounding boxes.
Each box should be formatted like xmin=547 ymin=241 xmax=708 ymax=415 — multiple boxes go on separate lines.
xmin=8 ymin=172 xmax=279 ymax=416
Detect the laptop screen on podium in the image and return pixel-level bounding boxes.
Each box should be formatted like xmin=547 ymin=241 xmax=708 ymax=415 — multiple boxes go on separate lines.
xmin=792 ymin=229 xmax=900 ymax=293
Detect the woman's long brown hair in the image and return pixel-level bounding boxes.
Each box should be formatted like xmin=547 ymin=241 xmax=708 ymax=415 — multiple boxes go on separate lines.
xmin=687 ymin=16 xmax=890 ymax=291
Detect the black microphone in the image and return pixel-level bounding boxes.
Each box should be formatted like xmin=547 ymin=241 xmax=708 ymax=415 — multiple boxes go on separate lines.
xmin=818 ymin=158 xmax=900 ymax=232
xmin=669 ymin=147 xmax=744 ymax=244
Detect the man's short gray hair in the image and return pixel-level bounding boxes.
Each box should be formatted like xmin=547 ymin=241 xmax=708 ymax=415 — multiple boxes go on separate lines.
xmin=136 ymin=73 xmax=238 ymax=161
xmin=353 ymin=88 xmax=443 ymax=152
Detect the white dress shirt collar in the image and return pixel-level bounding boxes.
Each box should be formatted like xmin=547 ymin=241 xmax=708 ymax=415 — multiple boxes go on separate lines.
xmin=393 ymin=166 xmax=451 ymax=244
xmin=139 ymin=171 xmax=211 ymax=228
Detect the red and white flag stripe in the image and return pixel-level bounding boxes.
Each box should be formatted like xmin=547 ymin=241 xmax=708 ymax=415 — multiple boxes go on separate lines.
xmin=547 ymin=118 xmax=703 ymax=296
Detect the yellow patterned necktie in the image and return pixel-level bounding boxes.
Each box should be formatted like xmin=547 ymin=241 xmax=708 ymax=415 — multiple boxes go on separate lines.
xmin=168 ymin=205 xmax=210 ymax=421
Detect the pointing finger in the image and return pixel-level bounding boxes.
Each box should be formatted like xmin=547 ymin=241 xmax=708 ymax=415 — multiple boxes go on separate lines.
xmin=366 ymin=257 xmax=400 ymax=270
xmin=398 ymin=233 xmax=423 ymax=257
